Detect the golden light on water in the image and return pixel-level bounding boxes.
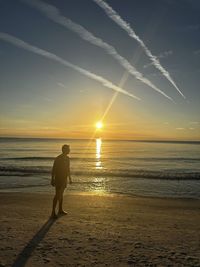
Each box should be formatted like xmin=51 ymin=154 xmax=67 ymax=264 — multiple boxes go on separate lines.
xmin=94 ymin=138 xmax=106 ymax=194
xmin=96 ymin=121 xmax=103 ymax=130
xmin=96 ymin=138 xmax=102 ymax=169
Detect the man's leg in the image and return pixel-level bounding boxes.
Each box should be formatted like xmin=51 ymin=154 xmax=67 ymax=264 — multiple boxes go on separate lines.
xmin=51 ymin=187 xmax=59 ymax=217
xmin=58 ymin=187 xmax=67 ymax=214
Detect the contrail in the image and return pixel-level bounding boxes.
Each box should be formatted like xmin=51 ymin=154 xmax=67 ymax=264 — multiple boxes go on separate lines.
xmin=22 ymin=0 xmax=174 ymax=101
xmin=93 ymin=0 xmax=185 ymax=99
xmin=0 ymin=32 xmax=140 ymax=100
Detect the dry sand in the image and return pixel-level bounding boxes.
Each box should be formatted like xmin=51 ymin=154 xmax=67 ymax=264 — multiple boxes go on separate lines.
xmin=0 ymin=192 xmax=200 ymax=267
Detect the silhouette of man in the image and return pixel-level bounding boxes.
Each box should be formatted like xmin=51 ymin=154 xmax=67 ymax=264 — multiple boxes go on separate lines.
xmin=51 ymin=144 xmax=72 ymax=218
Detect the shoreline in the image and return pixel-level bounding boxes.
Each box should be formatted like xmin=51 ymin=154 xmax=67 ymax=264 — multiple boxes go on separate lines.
xmin=1 ymin=174 xmax=200 ymax=200
xmin=1 ymin=192 xmax=200 ymax=266
xmin=1 ymin=189 xmax=200 ymax=201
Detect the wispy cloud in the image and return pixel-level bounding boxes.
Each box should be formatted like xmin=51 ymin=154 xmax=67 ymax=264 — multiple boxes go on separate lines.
xmin=147 ymin=68 xmax=180 ymax=78
xmin=194 ymin=49 xmax=200 ymax=55
xmin=22 ymin=0 xmax=174 ymax=101
xmin=189 ymin=121 xmax=199 ymax=125
xmin=57 ymin=82 xmax=67 ymax=89
xmin=176 ymin=127 xmax=184 ymax=130
xmin=159 ymin=50 xmax=173 ymax=59
xmin=44 ymin=97 xmax=52 ymax=102
xmin=0 ymin=32 xmax=140 ymax=100
xmin=144 ymin=50 xmax=173 ymax=69
xmin=180 ymin=24 xmax=200 ymax=31
xmin=93 ymin=0 xmax=185 ymax=99
xmin=187 ymin=24 xmax=200 ymax=31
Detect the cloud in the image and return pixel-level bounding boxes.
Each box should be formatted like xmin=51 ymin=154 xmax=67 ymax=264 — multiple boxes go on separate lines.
xmin=194 ymin=50 xmax=200 ymax=55
xmin=144 ymin=50 xmax=173 ymax=69
xmin=159 ymin=50 xmax=173 ymax=59
xmin=176 ymin=127 xmax=184 ymax=130
xmin=57 ymin=82 xmax=67 ymax=88
xmin=93 ymin=0 xmax=185 ymax=99
xmin=182 ymin=24 xmax=200 ymax=31
xmin=147 ymin=68 xmax=180 ymax=78
xmin=189 ymin=121 xmax=199 ymax=125
xmin=44 ymin=97 xmax=52 ymax=102
xmin=0 ymin=32 xmax=140 ymax=100
xmin=22 ymin=0 xmax=174 ymax=102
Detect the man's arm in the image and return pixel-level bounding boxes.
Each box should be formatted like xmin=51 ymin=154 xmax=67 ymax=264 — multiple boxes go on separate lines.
xmin=51 ymin=160 xmax=56 ymax=186
xmin=68 ymin=158 xmax=72 ymax=184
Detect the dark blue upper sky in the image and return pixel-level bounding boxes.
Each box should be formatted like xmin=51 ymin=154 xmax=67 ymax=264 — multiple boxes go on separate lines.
xmin=0 ymin=0 xmax=200 ymax=139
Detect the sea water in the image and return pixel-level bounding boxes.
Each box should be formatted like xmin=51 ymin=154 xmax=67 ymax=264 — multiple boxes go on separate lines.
xmin=0 ymin=137 xmax=200 ymax=198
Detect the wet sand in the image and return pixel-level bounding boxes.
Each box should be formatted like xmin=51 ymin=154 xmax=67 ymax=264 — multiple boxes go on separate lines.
xmin=0 ymin=192 xmax=200 ymax=267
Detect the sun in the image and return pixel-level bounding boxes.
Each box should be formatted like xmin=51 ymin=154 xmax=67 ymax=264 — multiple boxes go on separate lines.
xmin=96 ymin=121 xmax=103 ymax=130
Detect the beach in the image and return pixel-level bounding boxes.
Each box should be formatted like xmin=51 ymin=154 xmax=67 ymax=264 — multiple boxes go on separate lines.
xmin=0 ymin=192 xmax=200 ymax=267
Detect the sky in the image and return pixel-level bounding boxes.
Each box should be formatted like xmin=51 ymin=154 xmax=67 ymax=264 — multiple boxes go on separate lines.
xmin=0 ymin=0 xmax=200 ymax=140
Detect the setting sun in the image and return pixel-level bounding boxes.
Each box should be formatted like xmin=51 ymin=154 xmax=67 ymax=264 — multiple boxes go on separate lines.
xmin=96 ymin=121 xmax=103 ymax=130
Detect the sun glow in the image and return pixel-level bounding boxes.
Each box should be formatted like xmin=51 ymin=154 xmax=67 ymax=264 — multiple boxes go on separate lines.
xmin=96 ymin=121 xmax=103 ymax=130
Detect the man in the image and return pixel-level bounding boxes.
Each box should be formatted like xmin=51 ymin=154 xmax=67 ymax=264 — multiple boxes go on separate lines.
xmin=51 ymin=144 xmax=72 ymax=218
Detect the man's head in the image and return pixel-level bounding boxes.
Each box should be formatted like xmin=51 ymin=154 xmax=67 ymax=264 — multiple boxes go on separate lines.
xmin=62 ymin=144 xmax=70 ymax=155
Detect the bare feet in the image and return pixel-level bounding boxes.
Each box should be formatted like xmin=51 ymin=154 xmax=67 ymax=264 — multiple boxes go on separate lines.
xmin=58 ymin=210 xmax=68 ymax=216
xmin=50 ymin=213 xmax=57 ymax=219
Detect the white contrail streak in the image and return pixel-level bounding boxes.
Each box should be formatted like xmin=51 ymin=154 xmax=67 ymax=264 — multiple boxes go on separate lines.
xmin=0 ymin=32 xmax=140 ymax=99
xmin=93 ymin=0 xmax=185 ymax=99
xmin=22 ymin=0 xmax=174 ymax=101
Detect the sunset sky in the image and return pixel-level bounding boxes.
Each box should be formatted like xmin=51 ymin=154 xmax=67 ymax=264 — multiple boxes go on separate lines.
xmin=0 ymin=0 xmax=200 ymax=140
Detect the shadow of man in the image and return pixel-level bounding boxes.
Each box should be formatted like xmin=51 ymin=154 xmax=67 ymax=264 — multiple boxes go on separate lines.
xmin=12 ymin=217 xmax=56 ymax=267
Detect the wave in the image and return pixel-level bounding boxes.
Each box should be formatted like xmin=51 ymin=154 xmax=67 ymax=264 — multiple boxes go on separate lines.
xmin=1 ymin=157 xmax=55 ymax=161
xmin=0 ymin=166 xmax=200 ymax=180
xmin=0 ymin=157 xmax=96 ymax=161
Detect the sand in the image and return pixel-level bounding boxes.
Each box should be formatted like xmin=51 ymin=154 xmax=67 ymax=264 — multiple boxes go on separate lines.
xmin=0 ymin=192 xmax=200 ymax=267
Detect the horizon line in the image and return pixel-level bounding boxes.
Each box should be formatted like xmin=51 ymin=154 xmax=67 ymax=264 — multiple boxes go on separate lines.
xmin=0 ymin=136 xmax=199 ymax=143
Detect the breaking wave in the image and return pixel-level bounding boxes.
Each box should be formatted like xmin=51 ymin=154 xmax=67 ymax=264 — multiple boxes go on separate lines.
xmin=0 ymin=166 xmax=200 ymax=180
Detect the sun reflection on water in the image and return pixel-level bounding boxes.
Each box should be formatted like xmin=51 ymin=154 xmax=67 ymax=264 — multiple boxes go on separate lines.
xmin=96 ymin=138 xmax=102 ymax=169
xmin=93 ymin=138 xmax=107 ymax=194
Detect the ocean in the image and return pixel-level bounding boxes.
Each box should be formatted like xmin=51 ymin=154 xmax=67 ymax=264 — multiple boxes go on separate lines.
xmin=0 ymin=137 xmax=200 ymax=198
